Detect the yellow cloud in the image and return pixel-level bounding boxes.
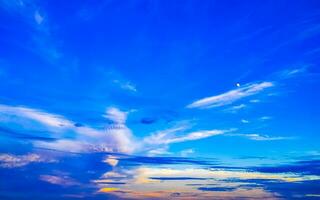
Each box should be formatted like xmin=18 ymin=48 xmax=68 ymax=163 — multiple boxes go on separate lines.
xmin=103 ymin=156 xmax=119 ymax=167
xmin=98 ymin=187 xmax=119 ymax=193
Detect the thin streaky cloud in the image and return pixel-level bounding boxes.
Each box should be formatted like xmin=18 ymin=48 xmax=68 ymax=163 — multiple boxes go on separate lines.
xmin=225 ymin=133 xmax=291 ymax=141
xmin=113 ymin=79 xmax=137 ymax=92
xmin=180 ymin=149 xmax=195 ymax=157
xmin=144 ymin=127 xmax=230 ymax=145
xmin=0 ymin=104 xmax=73 ymax=129
xmin=39 ymin=175 xmax=79 ymax=186
xmin=277 ymin=67 xmax=307 ymax=79
xmin=0 ymin=153 xmax=57 ymax=168
xmin=147 ymin=147 xmax=172 ymax=156
xmin=225 ymin=104 xmax=247 ymax=113
xmin=187 ymin=82 xmax=274 ymax=109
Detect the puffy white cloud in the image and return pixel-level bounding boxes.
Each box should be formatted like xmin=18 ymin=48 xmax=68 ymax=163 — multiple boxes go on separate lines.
xmin=104 ymin=107 xmax=127 ymax=124
xmin=187 ymin=82 xmax=274 ymax=109
xmin=241 ymin=119 xmax=250 ymax=124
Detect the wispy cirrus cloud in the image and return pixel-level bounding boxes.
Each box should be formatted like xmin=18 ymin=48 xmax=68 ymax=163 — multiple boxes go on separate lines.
xmin=187 ymin=82 xmax=274 ymax=109
xmin=0 ymin=153 xmax=56 ymax=168
xmin=40 ymin=175 xmax=79 ymax=186
xmin=180 ymin=148 xmax=195 ymax=157
xmin=106 ymin=69 xmax=137 ymax=92
xmin=275 ymin=66 xmax=308 ymax=80
xmin=225 ymin=133 xmax=291 ymax=141
xmin=113 ymin=80 xmax=137 ymax=92
xmin=0 ymin=104 xmax=73 ymax=129
xmin=224 ymin=104 xmax=247 ymax=113
xmin=147 ymin=147 xmax=172 ymax=156
xmin=143 ymin=126 xmax=228 ymax=145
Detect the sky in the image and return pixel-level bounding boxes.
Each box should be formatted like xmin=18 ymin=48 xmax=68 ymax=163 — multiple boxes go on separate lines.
xmin=0 ymin=0 xmax=320 ymax=199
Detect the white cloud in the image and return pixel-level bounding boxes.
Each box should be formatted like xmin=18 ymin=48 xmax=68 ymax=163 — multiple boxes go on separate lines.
xmin=169 ymin=130 xmax=226 ymax=143
xmin=144 ymin=126 xmax=228 ymax=145
xmin=241 ymin=119 xmax=249 ymax=124
xmin=187 ymin=82 xmax=274 ymax=109
xmin=0 ymin=153 xmax=56 ymax=168
xmin=121 ymin=82 xmax=137 ymax=92
xmin=103 ymin=107 xmax=127 ymax=124
xmin=35 ymin=115 xmax=136 ymax=154
xmin=104 ymin=156 xmax=119 ymax=167
xmin=34 ymin=140 xmax=88 ymax=153
xmin=113 ymin=79 xmax=137 ymax=92
xmin=0 ymin=104 xmax=73 ymax=129
xmin=143 ymin=125 xmax=189 ymax=145
xmin=231 ymin=104 xmax=246 ymax=110
xmin=278 ymin=67 xmax=306 ymax=79
xmin=225 ymin=104 xmax=246 ymax=113
xmin=226 ymin=133 xmax=290 ymax=141
xmin=39 ymin=175 xmax=79 ymax=186
xmin=180 ymin=149 xmax=194 ymax=157
xmin=147 ymin=147 xmax=172 ymax=156
xmin=260 ymin=116 xmax=272 ymax=121
xmin=102 ymin=171 xmax=127 ymax=179
xmin=249 ymin=99 xmax=260 ymax=103
xmin=34 ymin=10 xmax=44 ymax=24
xmin=0 ymin=104 xmax=136 ymax=154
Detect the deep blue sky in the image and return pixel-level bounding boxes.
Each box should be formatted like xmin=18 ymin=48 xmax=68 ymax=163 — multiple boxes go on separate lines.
xmin=1 ymin=0 xmax=320 ymax=199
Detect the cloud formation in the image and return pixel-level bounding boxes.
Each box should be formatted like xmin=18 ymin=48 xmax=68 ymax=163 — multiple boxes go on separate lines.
xmin=103 ymin=107 xmax=127 ymax=124
xmin=187 ymin=82 xmax=274 ymax=109
xmin=0 ymin=153 xmax=56 ymax=168
xmin=93 ymin=160 xmax=320 ymax=200
xmin=0 ymin=104 xmax=136 ymax=154
xmin=144 ymin=126 xmax=228 ymax=145
xmin=40 ymin=175 xmax=79 ymax=186
xmin=34 ymin=10 xmax=44 ymax=24
xmin=226 ymin=133 xmax=290 ymax=141
xmin=0 ymin=104 xmax=73 ymax=130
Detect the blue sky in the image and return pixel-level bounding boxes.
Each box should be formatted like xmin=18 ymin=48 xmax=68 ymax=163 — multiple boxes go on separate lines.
xmin=1 ymin=0 xmax=320 ymax=199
